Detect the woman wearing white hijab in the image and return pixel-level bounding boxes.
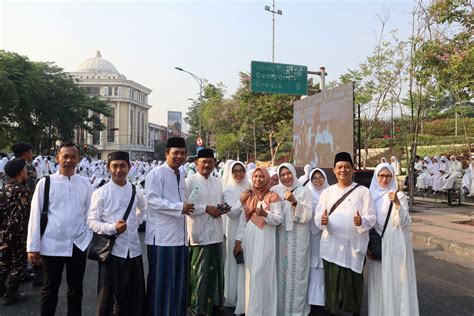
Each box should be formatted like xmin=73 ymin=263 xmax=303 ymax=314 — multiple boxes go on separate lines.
xmin=306 ymin=168 xmax=330 ymax=311
xmin=390 ymin=156 xmax=401 ymax=176
xmin=367 ymin=163 xmax=419 ymax=316
xmin=222 ymin=161 xmax=249 ymax=314
xmin=298 ymin=164 xmax=312 ymax=185
xmin=415 ymin=157 xmax=433 ymax=190
xmin=272 ymin=163 xmax=313 ymax=316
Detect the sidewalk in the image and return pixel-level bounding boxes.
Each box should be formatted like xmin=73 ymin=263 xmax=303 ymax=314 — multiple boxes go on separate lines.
xmin=410 ymin=199 xmax=474 ymax=269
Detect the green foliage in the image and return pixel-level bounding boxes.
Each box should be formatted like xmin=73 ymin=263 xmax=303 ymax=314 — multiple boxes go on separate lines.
xmin=0 ymin=50 xmax=110 ymax=153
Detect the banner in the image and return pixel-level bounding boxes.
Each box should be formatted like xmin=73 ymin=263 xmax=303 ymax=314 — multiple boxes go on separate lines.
xmin=293 ymin=82 xmax=354 ymax=168
xmin=167 ymin=111 xmax=182 ymax=138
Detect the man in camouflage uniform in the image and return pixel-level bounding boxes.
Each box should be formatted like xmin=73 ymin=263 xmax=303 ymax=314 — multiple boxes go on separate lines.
xmin=11 ymin=142 xmax=42 ymax=286
xmin=0 ymin=158 xmax=30 ymax=305
xmin=11 ymin=143 xmax=37 ymax=196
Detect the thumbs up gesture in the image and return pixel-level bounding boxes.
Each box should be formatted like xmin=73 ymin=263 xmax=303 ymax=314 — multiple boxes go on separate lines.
xmin=353 ymin=210 xmax=362 ymax=226
xmin=321 ymin=209 xmax=329 ymax=225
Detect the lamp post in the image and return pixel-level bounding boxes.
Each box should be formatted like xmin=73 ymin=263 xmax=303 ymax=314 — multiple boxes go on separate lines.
xmin=175 ymin=67 xmax=204 ymax=139
xmin=265 ymin=0 xmax=283 ymax=63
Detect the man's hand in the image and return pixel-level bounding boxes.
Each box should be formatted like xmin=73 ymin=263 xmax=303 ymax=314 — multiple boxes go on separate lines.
xmin=28 ymin=252 xmax=41 ymax=265
xmin=182 ymin=202 xmax=195 ymax=215
xmin=115 ymin=220 xmax=127 ymax=234
xmin=284 ymin=191 xmax=296 ymax=204
xmin=206 ymin=205 xmax=221 ymax=218
xmin=321 ymin=209 xmax=329 ymax=225
xmin=233 ymin=240 xmax=243 ymax=257
xmin=353 ymin=210 xmax=362 ymax=226
xmin=387 ymin=191 xmax=400 ymax=207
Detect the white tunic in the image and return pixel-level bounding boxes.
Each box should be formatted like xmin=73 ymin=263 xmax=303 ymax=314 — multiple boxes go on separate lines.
xmin=223 ymin=186 xmax=246 ymax=314
xmin=314 ymin=183 xmax=375 ymax=273
xmin=185 ymin=173 xmax=224 ymax=246
xmin=27 ymin=172 xmax=93 ymax=256
xmin=368 ymin=192 xmax=419 ymax=316
xmin=145 ymin=163 xmax=187 ymax=246
xmin=236 ymin=200 xmax=282 ymax=316
xmin=272 ymin=184 xmax=312 ymax=316
xmin=87 ymin=181 xmax=146 ymax=259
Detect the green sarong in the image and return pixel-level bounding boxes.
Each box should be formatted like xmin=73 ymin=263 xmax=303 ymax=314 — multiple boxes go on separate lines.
xmin=189 ymin=242 xmax=224 ymax=315
xmin=323 ymin=259 xmax=364 ymax=314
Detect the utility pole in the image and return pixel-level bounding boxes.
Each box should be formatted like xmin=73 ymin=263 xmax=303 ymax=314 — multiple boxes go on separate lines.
xmin=265 ymin=0 xmax=283 ymax=63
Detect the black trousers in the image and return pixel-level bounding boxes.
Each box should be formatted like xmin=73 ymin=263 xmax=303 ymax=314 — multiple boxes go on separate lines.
xmin=41 ymin=245 xmax=87 ymax=316
xmin=96 ymin=254 xmax=146 ymax=316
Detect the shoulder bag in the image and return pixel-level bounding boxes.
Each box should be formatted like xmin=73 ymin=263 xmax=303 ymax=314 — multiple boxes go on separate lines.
xmin=40 ymin=176 xmax=50 ymax=236
xmin=329 ymin=184 xmax=361 ymax=215
xmin=88 ymin=184 xmax=136 ymax=262
xmin=367 ymin=202 xmax=393 ymax=260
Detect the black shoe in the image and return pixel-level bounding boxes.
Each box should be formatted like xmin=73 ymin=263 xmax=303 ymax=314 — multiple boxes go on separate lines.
xmin=0 ymin=283 xmax=5 ymax=297
xmin=21 ymin=272 xmax=34 ymax=283
xmin=3 ymin=292 xmax=28 ymax=305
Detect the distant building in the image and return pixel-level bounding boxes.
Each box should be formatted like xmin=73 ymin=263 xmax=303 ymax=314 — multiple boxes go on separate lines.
xmin=148 ymin=122 xmax=167 ymax=148
xmin=70 ymin=50 xmax=154 ymax=160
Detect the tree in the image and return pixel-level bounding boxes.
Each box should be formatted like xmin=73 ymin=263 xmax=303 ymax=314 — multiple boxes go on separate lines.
xmin=0 ymin=50 xmax=111 ymax=153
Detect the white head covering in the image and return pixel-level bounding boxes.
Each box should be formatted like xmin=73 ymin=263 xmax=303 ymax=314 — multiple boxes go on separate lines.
xmin=423 ymin=157 xmax=433 ymax=168
xmin=220 ymin=159 xmax=235 ymax=191
xmin=306 ymin=168 xmax=329 ymax=208
xmin=225 ymin=161 xmax=250 ymax=193
xmin=381 ymin=157 xmax=387 ymax=163
xmin=369 ymin=163 xmax=397 ymax=227
xmin=277 ymin=163 xmax=299 ymax=190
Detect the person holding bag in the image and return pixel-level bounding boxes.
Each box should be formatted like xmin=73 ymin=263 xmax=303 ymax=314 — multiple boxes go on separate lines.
xmin=87 ymin=151 xmax=146 ymax=316
xmin=314 ymin=152 xmax=375 ymax=316
xmin=367 ymin=163 xmax=419 ymax=316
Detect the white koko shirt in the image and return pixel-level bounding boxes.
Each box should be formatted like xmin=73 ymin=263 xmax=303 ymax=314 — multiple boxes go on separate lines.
xmin=27 ymin=172 xmax=93 ymax=256
xmin=145 ymin=163 xmax=187 ymax=246
xmin=186 ymin=173 xmax=224 ymax=246
xmin=314 ymin=182 xmax=376 ymax=274
xmin=87 ymin=181 xmax=146 ymax=259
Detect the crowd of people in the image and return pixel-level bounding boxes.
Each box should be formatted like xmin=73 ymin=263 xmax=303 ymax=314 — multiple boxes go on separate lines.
xmin=413 ymin=155 xmax=474 ymax=196
xmin=0 ymin=137 xmax=442 ymax=316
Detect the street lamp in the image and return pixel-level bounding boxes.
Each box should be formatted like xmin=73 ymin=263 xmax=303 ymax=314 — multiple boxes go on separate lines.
xmin=175 ymin=67 xmax=204 ymax=139
xmin=265 ymin=0 xmax=283 ymax=63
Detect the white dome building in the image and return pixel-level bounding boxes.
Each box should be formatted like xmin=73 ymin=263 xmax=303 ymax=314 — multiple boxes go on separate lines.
xmin=70 ymin=50 xmax=155 ymax=160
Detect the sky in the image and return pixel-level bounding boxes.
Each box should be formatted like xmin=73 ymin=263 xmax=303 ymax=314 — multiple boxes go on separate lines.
xmin=1 ymin=0 xmax=414 ymax=130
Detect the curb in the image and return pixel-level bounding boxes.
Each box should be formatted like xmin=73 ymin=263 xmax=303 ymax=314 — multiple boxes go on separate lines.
xmin=411 ymin=230 xmax=474 ymax=258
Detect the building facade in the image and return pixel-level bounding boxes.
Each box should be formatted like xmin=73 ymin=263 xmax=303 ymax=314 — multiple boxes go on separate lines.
xmin=70 ymin=50 xmax=155 ymax=160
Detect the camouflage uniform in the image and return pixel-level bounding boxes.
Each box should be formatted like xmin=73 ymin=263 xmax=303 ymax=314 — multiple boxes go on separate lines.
xmin=24 ymin=162 xmax=37 ymax=198
xmin=0 ymin=179 xmax=30 ymax=296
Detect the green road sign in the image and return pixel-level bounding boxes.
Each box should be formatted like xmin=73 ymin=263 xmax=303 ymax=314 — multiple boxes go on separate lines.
xmin=251 ymin=61 xmax=308 ymax=95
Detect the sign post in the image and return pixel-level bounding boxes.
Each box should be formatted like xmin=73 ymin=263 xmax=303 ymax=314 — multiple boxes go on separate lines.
xmin=251 ymin=61 xmax=308 ymax=95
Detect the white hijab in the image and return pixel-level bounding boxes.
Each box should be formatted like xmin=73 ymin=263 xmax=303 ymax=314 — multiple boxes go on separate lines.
xmin=369 ymin=163 xmax=397 ymax=227
xmin=220 ymin=159 xmax=235 ymax=191
xmin=306 ymin=168 xmax=329 ymax=209
xmin=225 ymin=161 xmax=250 ymax=194
xmin=276 ymin=163 xmax=299 ymax=191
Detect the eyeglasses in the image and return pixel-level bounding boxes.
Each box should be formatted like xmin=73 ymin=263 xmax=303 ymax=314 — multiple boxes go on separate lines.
xmin=312 ymin=176 xmax=325 ymax=181
xmin=378 ymin=174 xmax=392 ymax=179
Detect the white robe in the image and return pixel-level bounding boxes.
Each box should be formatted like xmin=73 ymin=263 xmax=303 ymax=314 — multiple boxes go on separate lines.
xmin=368 ymin=192 xmax=419 ymax=316
xmin=236 ymin=200 xmax=282 ymax=316
xmin=272 ymin=184 xmax=312 ymax=316
xmin=223 ymin=185 xmax=247 ymax=314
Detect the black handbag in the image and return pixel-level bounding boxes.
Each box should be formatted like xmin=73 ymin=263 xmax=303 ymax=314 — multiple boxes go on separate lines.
xmin=88 ymin=184 xmax=136 ymax=262
xmin=368 ymin=202 xmax=393 ymax=260
xmin=40 ymin=176 xmax=50 ymax=236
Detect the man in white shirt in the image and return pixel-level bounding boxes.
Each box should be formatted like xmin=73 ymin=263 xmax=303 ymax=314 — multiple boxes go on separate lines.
xmin=27 ymin=143 xmax=93 ymax=316
xmin=186 ymin=148 xmax=225 ymax=315
xmin=145 ymin=137 xmax=194 ymax=316
xmin=87 ymin=151 xmax=146 ymax=315
xmin=315 ymin=152 xmax=375 ymax=316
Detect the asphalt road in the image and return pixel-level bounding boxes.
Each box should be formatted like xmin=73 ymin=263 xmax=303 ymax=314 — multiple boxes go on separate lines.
xmin=1 ymin=233 xmax=473 ymax=316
